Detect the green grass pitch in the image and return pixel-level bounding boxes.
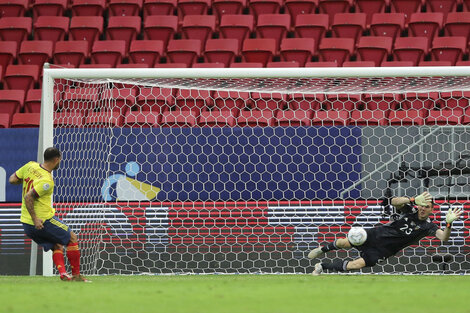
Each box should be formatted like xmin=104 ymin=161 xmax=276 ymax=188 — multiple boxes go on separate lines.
xmin=1 ymin=275 xmax=469 ymax=313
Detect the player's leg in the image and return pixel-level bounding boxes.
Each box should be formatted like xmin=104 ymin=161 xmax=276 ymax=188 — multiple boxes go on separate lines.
xmin=312 ymin=257 xmax=366 ymax=275
xmin=52 ymin=243 xmax=72 ymax=281
xmin=66 ymin=231 xmax=90 ymax=282
xmin=308 ymin=237 xmax=352 ymax=259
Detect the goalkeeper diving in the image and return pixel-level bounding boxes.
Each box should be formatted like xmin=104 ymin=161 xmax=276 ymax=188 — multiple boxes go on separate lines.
xmin=308 ymin=192 xmax=463 ymax=275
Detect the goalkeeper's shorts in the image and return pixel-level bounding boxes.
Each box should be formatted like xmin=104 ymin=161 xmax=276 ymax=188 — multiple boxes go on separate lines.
xmin=356 ymin=228 xmax=394 ymax=267
xmin=23 ymin=216 xmax=71 ymax=252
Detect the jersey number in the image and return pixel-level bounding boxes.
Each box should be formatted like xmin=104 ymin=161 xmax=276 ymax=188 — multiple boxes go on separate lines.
xmin=23 ymin=177 xmax=34 ymax=195
xmin=400 ymin=224 xmax=413 ymax=235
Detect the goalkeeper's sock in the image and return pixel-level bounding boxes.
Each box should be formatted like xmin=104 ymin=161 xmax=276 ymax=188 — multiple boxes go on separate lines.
xmin=66 ymin=242 xmax=81 ymax=276
xmin=52 ymin=249 xmax=67 ymax=276
xmin=321 ymin=241 xmax=338 ymax=253
xmin=321 ymin=260 xmax=348 ymax=272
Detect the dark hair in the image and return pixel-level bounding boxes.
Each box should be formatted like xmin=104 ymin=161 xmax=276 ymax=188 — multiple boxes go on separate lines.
xmin=44 ymin=147 xmax=61 ymax=161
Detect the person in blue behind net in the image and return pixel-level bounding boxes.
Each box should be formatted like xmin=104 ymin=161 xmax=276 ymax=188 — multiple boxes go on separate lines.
xmin=308 ymin=191 xmax=463 ymax=275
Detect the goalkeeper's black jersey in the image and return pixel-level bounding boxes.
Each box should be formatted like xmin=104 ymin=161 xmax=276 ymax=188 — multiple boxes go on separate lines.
xmin=370 ymin=204 xmax=439 ymax=254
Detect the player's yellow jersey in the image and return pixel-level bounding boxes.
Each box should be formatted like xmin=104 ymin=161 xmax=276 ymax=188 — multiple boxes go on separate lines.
xmin=15 ymin=161 xmax=55 ymax=225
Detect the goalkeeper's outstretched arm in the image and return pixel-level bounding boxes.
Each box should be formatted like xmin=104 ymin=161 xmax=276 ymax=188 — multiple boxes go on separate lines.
xmin=435 ymin=208 xmax=463 ymax=242
xmin=391 ymin=191 xmax=433 ymax=211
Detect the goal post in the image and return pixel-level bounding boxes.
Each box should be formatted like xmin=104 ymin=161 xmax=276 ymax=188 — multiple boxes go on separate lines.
xmin=38 ymin=65 xmax=470 ymax=275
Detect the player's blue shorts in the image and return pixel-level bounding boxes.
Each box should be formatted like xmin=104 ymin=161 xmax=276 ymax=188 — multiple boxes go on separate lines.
xmin=23 ymin=216 xmax=71 ymax=252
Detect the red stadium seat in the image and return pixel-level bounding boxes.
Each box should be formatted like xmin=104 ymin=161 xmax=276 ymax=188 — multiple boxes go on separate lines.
xmin=390 ymin=0 xmax=423 ymax=24
xmin=431 ymin=36 xmax=466 ymax=65
xmin=0 ymin=42 xmax=17 ymax=76
xmin=213 ymin=91 xmax=251 ymax=110
xmin=230 ymin=62 xmax=264 ymax=68
xmin=356 ymin=36 xmax=393 ymax=66
xmin=212 ymin=0 xmax=247 ymax=22
xmin=355 ymin=0 xmax=387 ymax=26
xmin=136 ymin=87 xmax=175 ymax=112
xmin=241 ymin=38 xmax=276 ymax=66
xmin=0 ymin=90 xmax=25 ymax=118
xmin=426 ymin=0 xmax=458 ymax=14
xmin=182 ymin=15 xmax=216 ymax=51
xmin=393 ymin=36 xmax=428 ymax=66
xmin=124 ymin=111 xmax=160 ymax=128
xmin=444 ymin=12 xmax=470 ymax=42
xmin=288 ymin=93 xmax=324 ymax=111
xmin=274 ymin=109 xmax=313 ymax=126
xmin=24 ymin=89 xmax=42 ymax=113
xmin=312 ymin=110 xmax=349 ymax=126
xmin=219 ymin=15 xmax=254 ymax=51
xmin=284 ymin=0 xmax=317 ymax=27
xmin=349 ymin=109 xmax=388 ymax=126
xmin=155 ymin=63 xmax=188 ymax=68
xmin=294 ymin=14 xmax=329 ymax=51
xmin=0 ymin=17 xmax=32 ymax=46
xmin=102 ymin=88 xmax=136 ymax=114
xmin=53 ymin=41 xmax=89 ymax=67
xmin=463 ymin=0 xmax=470 ymax=11
xmin=0 ymin=113 xmax=10 ymax=128
xmin=402 ymin=92 xmax=439 ymax=109
xmin=143 ymin=0 xmax=177 ymax=18
xmin=106 ymin=16 xmax=142 ymax=53
xmin=143 ymin=15 xmax=178 ymax=48
xmin=177 ymin=0 xmax=211 ymax=19
xmin=305 ymin=61 xmax=338 ymax=67
xmin=160 ymin=109 xmax=198 ymax=127
xmin=436 ymin=91 xmax=470 ymax=109
xmin=463 ymin=107 xmax=470 ymax=124
xmin=54 ymin=111 xmax=85 ymax=128
xmin=84 ymin=111 xmax=124 ymax=127
xmin=267 ymin=61 xmax=300 ymax=67
xmin=425 ymin=108 xmax=462 ymax=125
xmin=62 ymin=87 xmax=101 ymax=112
xmin=0 ymin=0 xmax=27 ymax=18
xmin=91 ymin=40 xmax=126 ymax=67
xmin=198 ymin=109 xmax=238 ymax=127
xmin=4 ymin=65 xmax=39 ymax=91
xmin=204 ymin=38 xmax=239 ymax=67
xmin=381 ymin=60 xmax=414 ymax=66
xmin=419 ymin=60 xmax=452 ymax=66
xmin=251 ymin=92 xmax=288 ymax=110
xmin=33 ymin=16 xmax=69 ymax=44
xmin=11 ymin=113 xmax=41 ymax=128
xmin=256 ymin=14 xmax=291 ymax=49
xmin=408 ymin=12 xmax=444 ymax=41
xmin=175 ymin=89 xmax=213 ymax=113
xmin=237 ymin=110 xmax=275 ymax=127
xmin=388 ymin=109 xmax=425 ymax=125
xmin=71 ymin=0 xmax=106 ymax=16
xmin=456 ymin=60 xmax=470 ymax=66
xmin=31 ymin=0 xmax=67 ymax=22
xmin=248 ymin=0 xmax=283 ymax=20
xmin=318 ymin=37 xmax=355 ymax=66
xmin=325 ymin=94 xmax=361 ymax=110
xmin=343 ymin=61 xmax=376 ymax=67
xmin=193 ymin=62 xmax=227 ymax=67
xmin=331 ymin=13 xmax=366 ymax=44
xmin=108 ymin=0 xmax=143 ymax=16
xmin=129 ymin=40 xmax=163 ymax=67
xmin=318 ymin=0 xmax=352 ymax=26
xmin=370 ymin=13 xmax=405 ymax=41
xmin=363 ymin=93 xmax=403 ymax=111
xmin=280 ymin=38 xmax=315 ymax=66
xmin=79 ymin=64 xmax=112 ymax=68
xmin=167 ymin=39 xmax=201 ymax=67
xmin=70 ymin=16 xmax=104 ymax=52
xmin=18 ymin=41 xmax=53 ymax=67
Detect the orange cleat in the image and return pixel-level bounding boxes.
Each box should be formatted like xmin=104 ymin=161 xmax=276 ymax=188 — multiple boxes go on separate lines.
xmin=72 ymin=274 xmax=91 ymax=283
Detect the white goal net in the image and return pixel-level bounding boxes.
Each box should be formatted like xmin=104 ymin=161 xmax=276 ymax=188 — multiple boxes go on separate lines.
xmin=41 ymin=66 xmax=470 ymax=275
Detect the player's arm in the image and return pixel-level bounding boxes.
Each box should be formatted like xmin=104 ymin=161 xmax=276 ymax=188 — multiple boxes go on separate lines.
xmin=8 ymin=172 xmax=22 ymax=185
xmin=24 ymin=189 xmax=43 ymax=230
xmin=435 ymin=208 xmax=463 ymax=242
xmin=391 ymin=191 xmax=432 ymax=211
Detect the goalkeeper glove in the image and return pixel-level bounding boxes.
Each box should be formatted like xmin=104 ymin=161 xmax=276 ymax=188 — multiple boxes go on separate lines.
xmin=445 ymin=208 xmax=463 ymax=228
xmin=413 ymin=191 xmax=432 ymax=206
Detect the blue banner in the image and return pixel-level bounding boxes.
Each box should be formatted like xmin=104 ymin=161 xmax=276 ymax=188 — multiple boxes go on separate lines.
xmin=1 ymin=127 xmax=362 ymax=202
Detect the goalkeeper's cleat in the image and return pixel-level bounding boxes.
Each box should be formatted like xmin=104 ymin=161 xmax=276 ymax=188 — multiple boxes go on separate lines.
xmin=60 ymin=273 xmax=72 ymax=281
xmin=72 ymin=274 xmax=91 ymax=283
xmin=312 ymin=263 xmax=323 ymax=276
xmin=308 ymin=247 xmax=324 ymax=259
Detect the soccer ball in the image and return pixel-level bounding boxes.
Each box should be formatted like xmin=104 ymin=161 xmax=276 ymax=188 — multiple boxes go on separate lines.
xmin=347 ymin=227 xmax=367 ymax=246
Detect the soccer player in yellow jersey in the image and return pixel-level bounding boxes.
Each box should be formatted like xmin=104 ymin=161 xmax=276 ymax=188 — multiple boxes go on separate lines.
xmin=9 ymin=147 xmax=90 ymax=282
